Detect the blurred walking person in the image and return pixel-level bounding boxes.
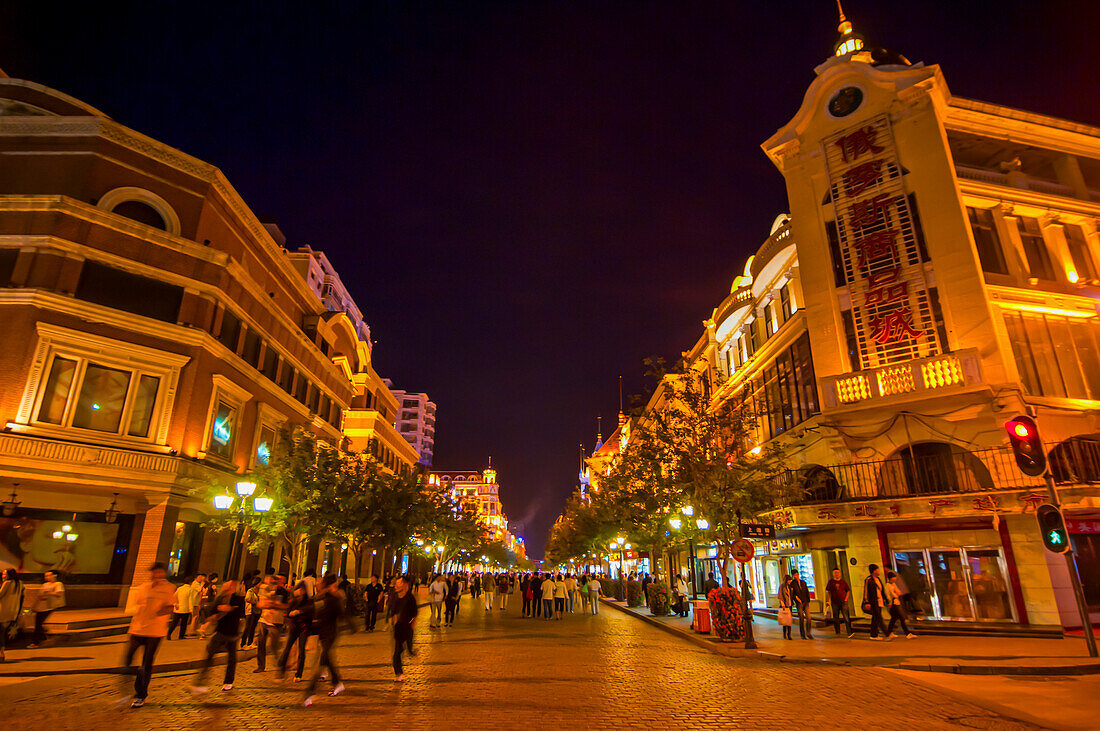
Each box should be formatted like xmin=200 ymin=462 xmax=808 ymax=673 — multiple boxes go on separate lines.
xmin=389 ymin=575 xmax=418 ymax=682
xmin=862 ymin=564 xmax=889 ymax=640
xmin=483 ymin=572 xmax=495 ymax=611
xmin=189 ymin=579 xmax=244 ymax=695
xmin=885 ymin=571 xmax=917 ymax=639
xmin=119 ymin=563 xmax=174 ymax=708
xmin=0 ymin=569 xmax=26 ymax=662
xmin=428 ymin=574 xmax=446 ymax=628
xmin=254 ymin=570 xmax=289 ymax=673
xmin=167 ymin=575 xmax=194 ymax=640
xmin=587 ymin=575 xmax=602 ymax=615
xmin=277 ymin=582 xmax=314 ymax=682
xmin=304 ymin=575 xmax=346 ymax=706
xmin=30 ymin=570 xmax=65 ymax=647
xmin=240 ymin=576 xmax=262 ymax=649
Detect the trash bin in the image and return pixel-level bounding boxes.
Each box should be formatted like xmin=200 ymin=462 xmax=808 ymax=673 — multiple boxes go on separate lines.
xmin=692 ymin=600 xmax=711 ymax=633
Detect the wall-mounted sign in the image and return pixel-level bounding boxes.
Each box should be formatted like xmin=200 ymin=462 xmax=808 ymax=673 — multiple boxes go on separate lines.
xmin=825 ymin=115 xmax=943 ymax=369
xmin=760 ymin=537 xmax=803 ymax=555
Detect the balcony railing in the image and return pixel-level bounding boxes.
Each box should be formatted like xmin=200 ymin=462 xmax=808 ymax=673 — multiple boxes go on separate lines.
xmin=956 ymin=164 xmax=1100 ymax=204
xmin=821 ymin=349 xmax=982 ymax=408
xmin=774 ymin=441 xmax=1100 ymax=505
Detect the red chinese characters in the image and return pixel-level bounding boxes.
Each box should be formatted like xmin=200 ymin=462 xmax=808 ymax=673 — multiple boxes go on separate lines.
xmin=843 ymin=160 xmax=884 ymax=196
xmin=817 ymin=508 xmax=838 ymax=520
xmin=854 ymin=230 xmax=898 ymax=267
xmin=1018 ymin=492 xmax=1045 ymax=512
xmin=835 ymin=126 xmax=884 ymax=162
xmin=854 ymin=504 xmax=879 ymax=518
xmin=889 ymin=504 xmax=901 ymax=517
xmin=848 ymin=193 xmax=894 ymax=229
xmin=868 ymin=310 xmax=923 ymax=344
xmin=973 ymin=495 xmax=999 ymax=512
xmin=928 ymin=498 xmax=955 ymax=515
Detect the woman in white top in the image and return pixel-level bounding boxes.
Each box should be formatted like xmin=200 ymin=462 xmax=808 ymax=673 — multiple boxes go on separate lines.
xmin=676 ymin=576 xmax=690 ymax=617
xmin=553 ymin=575 xmax=567 ymax=619
xmin=30 ymin=570 xmax=65 ymax=647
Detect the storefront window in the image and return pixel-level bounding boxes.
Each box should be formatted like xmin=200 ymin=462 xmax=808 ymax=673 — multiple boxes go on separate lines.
xmin=893 ymin=546 xmax=1014 ymax=621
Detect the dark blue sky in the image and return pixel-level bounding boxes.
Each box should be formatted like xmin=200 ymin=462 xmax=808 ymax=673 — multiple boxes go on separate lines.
xmin=3 ymin=1 xmax=1097 ymax=557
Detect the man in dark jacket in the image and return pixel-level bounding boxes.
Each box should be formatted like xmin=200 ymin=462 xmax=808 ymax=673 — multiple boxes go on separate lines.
xmin=189 ymin=579 xmax=244 ymax=694
xmin=389 ymin=576 xmax=419 ymax=681
xmin=789 ymin=569 xmax=813 ymax=639
xmin=364 ymin=575 xmax=384 ymax=632
xmin=863 ymin=564 xmax=889 ymax=640
xmin=304 ymin=575 xmax=346 ymax=706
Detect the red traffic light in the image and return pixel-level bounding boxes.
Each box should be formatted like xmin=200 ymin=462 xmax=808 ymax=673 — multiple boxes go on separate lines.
xmin=1005 ymin=415 xmax=1046 ymax=478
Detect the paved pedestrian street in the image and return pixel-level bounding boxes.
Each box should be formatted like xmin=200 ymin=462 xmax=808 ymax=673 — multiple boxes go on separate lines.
xmin=1 ymin=601 xmax=1040 ymax=731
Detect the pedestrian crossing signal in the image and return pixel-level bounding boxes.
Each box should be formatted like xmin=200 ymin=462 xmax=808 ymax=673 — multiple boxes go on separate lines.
xmin=1004 ymin=415 xmax=1046 ymax=477
xmin=1036 ymin=504 xmax=1070 ymax=555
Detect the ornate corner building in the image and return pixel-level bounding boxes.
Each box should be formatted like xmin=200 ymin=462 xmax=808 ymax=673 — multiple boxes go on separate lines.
xmin=688 ymin=26 xmax=1100 ymax=631
xmin=0 ymin=72 xmax=417 ymax=606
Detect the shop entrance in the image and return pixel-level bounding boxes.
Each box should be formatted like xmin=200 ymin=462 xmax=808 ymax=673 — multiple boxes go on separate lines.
xmin=892 ymin=546 xmax=1014 ymax=621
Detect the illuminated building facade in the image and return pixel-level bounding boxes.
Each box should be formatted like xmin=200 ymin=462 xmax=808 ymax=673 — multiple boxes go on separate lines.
xmin=0 ymin=71 xmax=365 ymax=605
xmin=432 ymin=463 xmax=521 ymax=554
xmin=693 ymin=22 xmax=1100 ymax=630
xmin=389 ymin=388 xmax=436 ymax=466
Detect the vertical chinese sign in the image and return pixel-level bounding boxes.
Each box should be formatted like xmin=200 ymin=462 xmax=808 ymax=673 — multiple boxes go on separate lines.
xmin=825 ymin=114 xmax=942 ymax=369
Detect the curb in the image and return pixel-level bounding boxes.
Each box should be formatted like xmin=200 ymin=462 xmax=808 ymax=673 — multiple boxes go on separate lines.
xmin=601 ymin=598 xmax=1100 ymax=676
xmin=0 ymin=647 xmax=258 ymax=678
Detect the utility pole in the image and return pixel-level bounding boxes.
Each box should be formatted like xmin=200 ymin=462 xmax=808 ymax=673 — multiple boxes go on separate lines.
xmin=736 ymin=510 xmax=757 ymax=650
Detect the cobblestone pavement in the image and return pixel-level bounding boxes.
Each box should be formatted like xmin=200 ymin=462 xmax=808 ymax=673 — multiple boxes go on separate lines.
xmin=0 ymin=599 xmax=1043 ymax=730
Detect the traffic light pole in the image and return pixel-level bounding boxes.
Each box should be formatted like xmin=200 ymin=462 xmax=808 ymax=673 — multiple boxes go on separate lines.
xmin=1043 ymin=471 xmax=1098 ymax=658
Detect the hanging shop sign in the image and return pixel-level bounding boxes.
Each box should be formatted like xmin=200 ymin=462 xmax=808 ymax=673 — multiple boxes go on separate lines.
xmin=824 ymin=115 xmax=943 ymax=369
xmin=759 ymin=537 xmax=803 ymax=556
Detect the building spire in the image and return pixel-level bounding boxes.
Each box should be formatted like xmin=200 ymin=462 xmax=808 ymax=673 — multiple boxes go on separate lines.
xmin=833 ymin=0 xmax=864 ymax=56
xmin=597 ymin=415 xmax=603 ymax=443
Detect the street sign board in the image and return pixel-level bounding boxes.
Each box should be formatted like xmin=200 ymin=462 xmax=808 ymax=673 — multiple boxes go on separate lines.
xmin=731 ymin=539 xmax=755 ymax=563
xmin=740 ymin=523 xmax=775 ymax=540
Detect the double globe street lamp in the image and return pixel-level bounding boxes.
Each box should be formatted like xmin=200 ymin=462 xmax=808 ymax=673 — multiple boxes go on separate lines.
xmin=670 ymin=505 xmax=709 ymax=599
xmin=608 ymin=537 xmax=630 ymax=579
xmin=213 ymin=480 xmax=273 ymax=580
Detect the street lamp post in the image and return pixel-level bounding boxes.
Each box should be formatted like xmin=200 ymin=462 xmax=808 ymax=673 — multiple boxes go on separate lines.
xmin=214 ymin=481 xmax=272 ymax=581
xmin=671 ymin=506 xmax=708 ymax=600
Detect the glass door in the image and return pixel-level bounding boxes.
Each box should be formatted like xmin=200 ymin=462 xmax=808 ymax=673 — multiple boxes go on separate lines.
xmin=964 ymin=548 xmax=1014 ymax=620
xmin=892 ymin=551 xmax=933 ymax=618
xmin=929 ymin=549 xmax=974 ymax=619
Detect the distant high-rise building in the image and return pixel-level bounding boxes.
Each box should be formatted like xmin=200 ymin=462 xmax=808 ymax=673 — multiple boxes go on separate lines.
xmin=389 ymin=388 xmax=436 ymax=465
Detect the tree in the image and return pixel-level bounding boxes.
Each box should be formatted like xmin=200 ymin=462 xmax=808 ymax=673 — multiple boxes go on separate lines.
xmin=201 ymin=426 xmax=348 ymax=578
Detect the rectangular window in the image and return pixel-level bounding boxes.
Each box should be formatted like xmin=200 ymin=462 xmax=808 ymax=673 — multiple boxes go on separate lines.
xmin=1004 ymin=311 xmax=1100 ymax=400
xmin=127 ymin=374 xmax=161 ymax=437
xmin=241 ymin=328 xmax=262 ymax=368
xmin=748 ymin=321 xmax=758 ymax=355
xmin=72 ymin=364 xmax=132 ymax=433
xmin=908 ymin=193 xmax=930 ymax=263
xmin=218 ymin=309 xmax=242 ymax=353
xmin=208 ymin=400 xmax=238 ymax=460
xmin=841 ymin=310 xmax=861 ymax=372
xmin=1064 ymin=224 xmax=1097 ymax=281
xmin=262 ymin=346 xmax=279 ymax=381
xmin=764 ymin=303 xmax=776 ymax=337
xmin=0 ymin=248 xmax=18 ymax=285
xmin=294 ymin=375 xmax=308 ymax=404
xmin=256 ymin=424 xmax=276 ymax=465
xmin=74 ymin=261 xmax=183 ymax=323
xmin=37 ymin=356 xmax=78 ymax=424
xmin=825 ymin=220 xmax=847 ymax=287
xmin=780 ymin=284 xmax=792 ymax=320
xmin=279 ymin=361 xmax=294 ymax=394
xmin=35 ymin=355 xmax=164 ymax=438
xmin=1017 ymin=217 xmax=1056 ymax=281
xmin=307 ymin=384 xmax=321 ymax=414
xmin=966 ymin=207 xmax=1008 ymax=275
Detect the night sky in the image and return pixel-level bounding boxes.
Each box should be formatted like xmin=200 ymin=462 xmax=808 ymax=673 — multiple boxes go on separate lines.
xmin=3 ymin=2 xmax=1097 ymax=557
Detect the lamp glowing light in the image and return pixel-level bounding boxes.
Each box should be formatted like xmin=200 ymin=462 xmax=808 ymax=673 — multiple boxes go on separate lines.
xmin=52 ymin=531 xmax=63 ymax=539
xmin=749 ymin=446 xmax=763 ymax=456
xmin=66 ymin=533 xmax=78 ymax=542
xmin=669 ymin=517 xmax=683 ymax=530
xmin=253 ymin=496 xmax=273 ymax=512
xmin=696 ymin=518 xmax=710 ymax=530
xmin=235 ymin=481 xmax=256 ymax=497
xmin=624 ymin=543 xmax=632 ymax=550
xmin=213 ymin=494 xmax=234 ymax=510
xmin=682 ymin=505 xmax=694 ymax=516
xmin=62 ymin=525 xmax=71 ymax=532
xmin=1067 ymin=270 xmax=1080 ymax=283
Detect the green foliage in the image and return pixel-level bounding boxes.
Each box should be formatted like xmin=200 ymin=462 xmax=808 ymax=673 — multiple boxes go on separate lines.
xmin=198 ymin=427 xmax=494 ymax=580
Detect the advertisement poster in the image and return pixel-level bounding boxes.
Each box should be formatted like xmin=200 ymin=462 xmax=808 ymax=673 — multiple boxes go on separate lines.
xmin=0 ymin=517 xmax=120 ymax=574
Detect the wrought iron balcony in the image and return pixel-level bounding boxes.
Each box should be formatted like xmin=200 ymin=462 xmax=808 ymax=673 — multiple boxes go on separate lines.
xmin=774 ymin=439 xmax=1100 ymax=505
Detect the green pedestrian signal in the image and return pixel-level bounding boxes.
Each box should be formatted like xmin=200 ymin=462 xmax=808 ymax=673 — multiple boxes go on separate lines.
xmin=1036 ymin=504 xmax=1070 ymax=554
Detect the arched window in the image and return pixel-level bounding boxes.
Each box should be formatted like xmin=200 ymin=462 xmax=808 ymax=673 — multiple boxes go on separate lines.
xmin=110 ymin=200 xmax=167 ymax=230
xmin=800 ymin=465 xmax=843 ymax=502
xmin=878 ymin=442 xmax=994 ymax=497
xmin=1049 ymin=435 xmax=1100 ymax=484
xmin=96 ymin=187 xmax=181 ymax=236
